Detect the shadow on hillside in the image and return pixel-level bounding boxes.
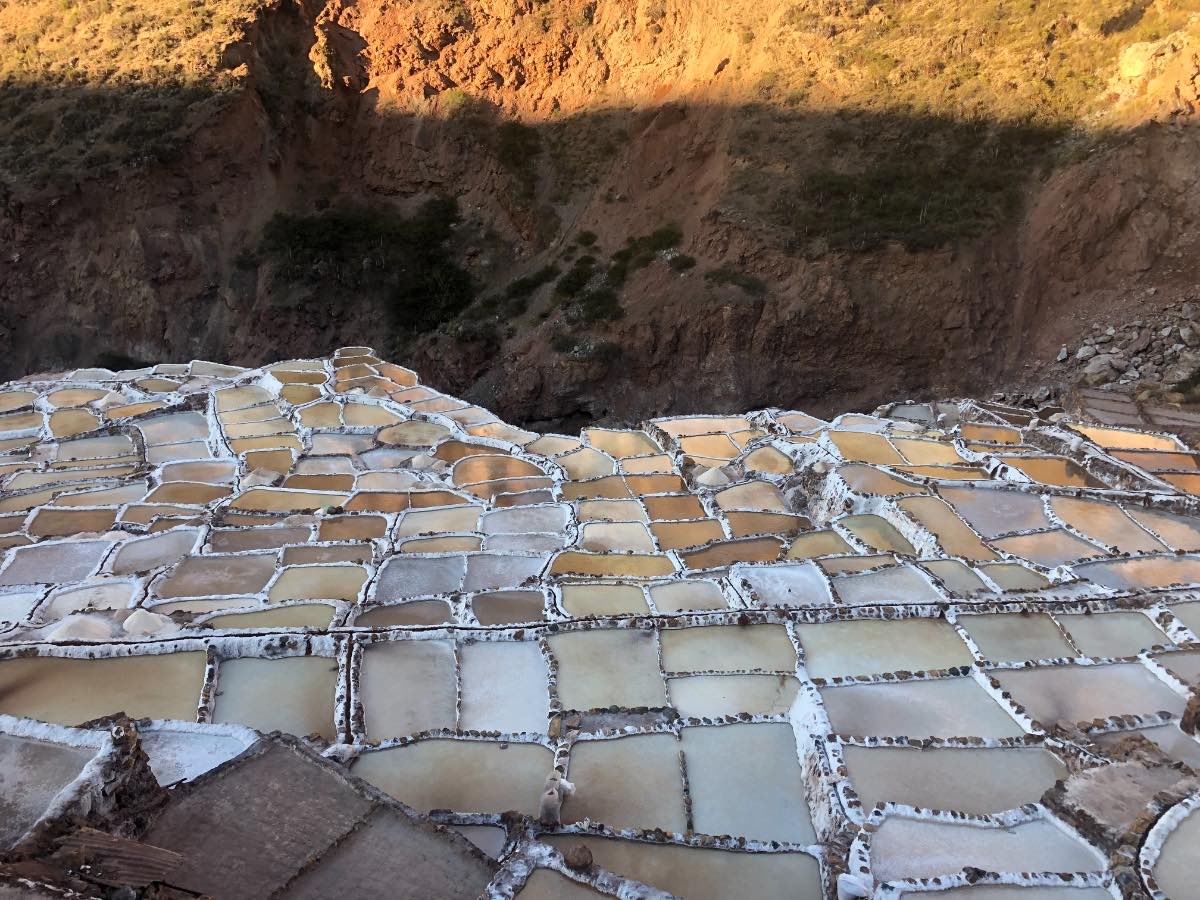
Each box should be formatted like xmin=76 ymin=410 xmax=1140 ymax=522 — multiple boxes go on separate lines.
xmin=0 ymin=67 xmax=1156 ymax=398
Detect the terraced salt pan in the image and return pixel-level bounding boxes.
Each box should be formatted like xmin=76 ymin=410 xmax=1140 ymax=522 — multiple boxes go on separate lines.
xmin=1049 ymin=497 xmax=1166 ymax=554
xmin=669 ymin=674 xmax=799 ymax=717
xmin=841 ymin=515 xmax=917 ymax=555
xmin=1057 ymin=612 xmax=1169 ymax=657
xmin=927 ymin=887 xmax=1114 ymax=900
xmin=841 ymin=746 xmax=1067 ymax=815
xmin=659 ymin=624 xmax=795 ymax=673
xmin=458 ymin=641 xmax=548 ymax=734
xmin=922 ymin=559 xmax=989 ymax=595
xmin=471 ymin=591 xmax=545 ymax=624
xmin=682 ymin=724 xmax=815 ymax=843
xmin=154 ymin=553 xmax=277 ymax=598
xmin=213 ymin=656 xmax=338 ymax=741
xmin=353 ymin=740 xmax=551 ymax=815
xmin=797 ymin=619 xmax=972 ymax=679
xmin=1128 ymin=508 xmax=1200 ymax=552
xmin=992 ymin=664 xmax=1187 ymax=726
xmin=940 ymin=487 xmax=1051 ymax=539
xmin=650 ymin=580 xmax=727 ymax=612
xmin=548 ymin=630 xmax=666 ymax=710
xmin=820 ymin=678 xmax=1024 ymax=738
xmin=991 ymin=530 xmax=1103 ymax=568
xmin=543 ymin=835 xmax=822 ymax=900
xmin=560 ymin=583 xmax=649 ymax=617
xmin=868 ymin=816 xmax=1104 ymax=883
xmin=566 ymin=734 xmax=686 ymax=832
xmin=961 ymin=614 xmax=1075 ymax=662
xmin=360 ymin=641 xmax=456 ymax=740
xmin=13 ymin=352 xmax=1200 ymax=896
xmin=1152 ymin=799 xmax=1200 ymax=900
xmin=832 ymin=566 xmax=944 ymax=606
xmin=0 ymin=653 xmax=206 ymax=724
xmin=516 ymin=871 xmax=603 ymax=898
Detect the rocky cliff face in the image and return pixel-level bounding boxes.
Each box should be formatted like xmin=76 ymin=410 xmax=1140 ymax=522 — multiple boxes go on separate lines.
xmin=1 ymin=0 xmax=1198 ymax=426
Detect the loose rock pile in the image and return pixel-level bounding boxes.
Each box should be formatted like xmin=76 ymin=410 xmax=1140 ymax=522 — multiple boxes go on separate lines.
xmin=1054 ymin=298 xmax=1200 ymax=394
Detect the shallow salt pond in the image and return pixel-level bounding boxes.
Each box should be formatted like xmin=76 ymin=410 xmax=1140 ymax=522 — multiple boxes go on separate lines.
xmin=650 ymin=580 xmax=727 ymax=612
xmin=898 ymin=497 xmax=997 ymax=560
xmin=669 ymin=672 xmax=798 ymax=716
xmin=354 ymin=600 xmax=453 ymax=627
xmin=560 ymin=583 xmax=648 ymax=617
xmin=1057 ymin=611 xmax=1168 ymax=657
xmin=1153 ymin=799 xmax=1200 ymax=900
xmin=978 ymin=562 xmax=1050 ymax=591
xmin=939 ymin=487 xmax=1050 ymax=539
xmin=566 ymin=734 xmax=686 ymax=832
xmin=660 ymin=624 xmax=795 ymax=673
xmin=1073 ymin=556 xmax=1200 ymax=591
xmin=153 ymin=553 xmax=277 ymax=598
xmin=516 ymin=871 xmax=601 ymax=898
xmin=922 ymin=559 xmax=989 ymax=595
xmin=797 ymin=618 xmax=972 ymax=679
xmin=1128 ymin=508 xmax=1200 ymax=552
xmin=839 ymin=515 xmax=916 ymax=555
xmin=542 ymin=836 xmax=822 ymax=900
xmin=869 ymin=816 xmax=1104 ymax=883
xmin=353 ymin=740 xmax=551 ymax=816
xmin=682 ymin=723 xmax=815 ymax=843
xmin=0 ymin=540 xmax=113 ymax=586
xmin=108 ymin=529 xmax=199 ymax=574
xmin=213 ymin=655 xmax=338 ymax=740
xmin=820 ymin=678 xmax=1023 ymax=738
xmin=0 ymin=733 xmax=97 ymax=847
xmin=999 ymin=457 xmax=1102 ymax=489
xmin=0 ymin=653 xmax=205 ymax=724
xmin=832 ymin=566 xmax=943 ymax=606
xmin=991 ymin=529 xmax=1103 ymax=567
xmin=992 ymin=663 xmax=1186 ymax=726
xmin=548 ymin=630 xmax=666 ymax=710
xmin=458 ymin=640 xmax=548 ymax=734
xmin=841 ymin=745 xmax=1066 ymax=815
xmin=961 ymin=613 xmax=1074 ymax=662
xmin=1049 ymin=496 xmax=1166 ymax=554
xmin=471 ymin=590 xmax=545 ymax=624
xmin=205 ymin=604 xmax=334 ymax=630
xmin=268 ymin=565 xmax=368 ymax=602
xmin=360 ymin=641 xmax=457 ymax=739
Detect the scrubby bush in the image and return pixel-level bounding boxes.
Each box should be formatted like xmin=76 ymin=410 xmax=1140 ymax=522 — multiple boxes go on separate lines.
xmin=258 ymin=196 xmax=474 ymax=334
xmin=705 ymin=266 xmax=767 ymax=296
xmin=608 ymin=225 xmax=682 ymax=285
xmin=555 ymin=255 xmax=597 ymax=298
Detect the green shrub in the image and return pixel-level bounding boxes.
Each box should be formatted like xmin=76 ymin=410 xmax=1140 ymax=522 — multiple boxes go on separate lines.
xmin=705 ymin=266 xmax=767 ymax=296
xmin=504 ymin=264 xmax=560 ymax=300
xmin=668 ymin=253 xmax=696 ymax=271
xmin=608 ymin=224 xmax=683 ymax=285
xmin=574 ymin=287 xmax=622 ymax=323
xmin=575 ymin=230 xmax=598 ymax=246
xmin=258 ymin=196 xmax=474 ymax=334
xmin=555 ymin=255 xmax=596 ymax=297
xmin=442 ymin=89 xmax=474 ymax=118
xmin=550 ymin=330 xmax=575 ymax=353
